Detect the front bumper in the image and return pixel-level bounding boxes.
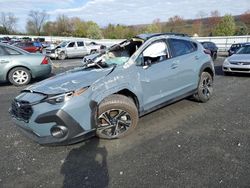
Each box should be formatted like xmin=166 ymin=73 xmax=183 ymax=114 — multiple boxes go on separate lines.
xmin=9 ymin=92 xmax=97 ymax=145
xmin=45 ymin=52 xmax=58 ymax=59
xmin=223 ymin=64 xmax=250 ymax=73
xmin=10 ymin=108 xmax=95 ymax=145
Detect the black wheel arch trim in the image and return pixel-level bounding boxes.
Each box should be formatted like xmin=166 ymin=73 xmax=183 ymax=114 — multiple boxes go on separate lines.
xmin=199 ymin=61 xmax=215 ymax=78
xmin=35 ymin=109 xmax=86 ymax=142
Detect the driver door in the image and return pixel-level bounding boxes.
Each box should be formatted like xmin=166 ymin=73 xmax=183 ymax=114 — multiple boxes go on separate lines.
xmin=137 ymin=40 xmax=180 ymax=110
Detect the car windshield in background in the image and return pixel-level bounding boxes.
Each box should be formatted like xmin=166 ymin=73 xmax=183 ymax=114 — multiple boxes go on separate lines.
xmin=236 ymin=46 xmax=250 ymax=54
xmin=59 ymin=41 xmax=68 ymax=48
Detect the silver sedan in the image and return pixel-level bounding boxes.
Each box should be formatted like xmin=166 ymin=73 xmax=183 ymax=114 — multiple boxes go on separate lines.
xmin=223 ymin=44 xmax=250 ymax=75
xmin=0 ymin=43 xmax=52 ymax=86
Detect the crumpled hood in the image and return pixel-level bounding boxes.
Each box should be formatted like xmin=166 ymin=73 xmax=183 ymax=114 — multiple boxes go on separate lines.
xmin=228 ymin=54 xmax=250 ymax=62
xmin=25 ymin=67 xmax=114 ymax=95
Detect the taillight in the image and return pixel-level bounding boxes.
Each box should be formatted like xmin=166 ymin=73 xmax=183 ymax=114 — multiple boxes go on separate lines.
xmin=41 ymin=57 xmax=48 ymax=64
xmin=204 ymin=49 xmax=211 ymax=55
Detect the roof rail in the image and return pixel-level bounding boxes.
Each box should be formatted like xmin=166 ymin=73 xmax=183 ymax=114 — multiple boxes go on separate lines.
xmin=135 ymin=33 xmax=189 ymax=40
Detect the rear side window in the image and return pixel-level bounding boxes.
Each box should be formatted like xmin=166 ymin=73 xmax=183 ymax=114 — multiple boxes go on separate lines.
xmin=168 ymin=39 xmax=197 ymax=57
xmin=77 ymin=41 xmax=84 ymax=47
xmin=0 ymin=47 xmax=6 ymax=56
xmin=4 ymin=47 xmax=21 ymax=55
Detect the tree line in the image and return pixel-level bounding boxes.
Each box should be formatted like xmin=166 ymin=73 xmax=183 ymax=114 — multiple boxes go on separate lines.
xmin=0 ymin=10 xmax=250 ymax=39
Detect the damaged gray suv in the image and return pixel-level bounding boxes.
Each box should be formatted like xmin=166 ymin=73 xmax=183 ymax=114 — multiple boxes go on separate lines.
xmin=10 ymin=33 xmax=214 ymax=145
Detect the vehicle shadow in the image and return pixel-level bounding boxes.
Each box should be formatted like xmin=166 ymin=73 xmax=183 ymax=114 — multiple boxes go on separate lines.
xmin=214 ymin=64 xmax=224 ymax=76
xmin=61 ymin=138 xmax=109 ymax=188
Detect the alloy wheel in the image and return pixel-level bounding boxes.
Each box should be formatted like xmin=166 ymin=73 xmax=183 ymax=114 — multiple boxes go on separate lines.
xmin=97 ymin=109 xmax=132 ymax=138
xmin=201 ymin=76 xmax=213 ymax=99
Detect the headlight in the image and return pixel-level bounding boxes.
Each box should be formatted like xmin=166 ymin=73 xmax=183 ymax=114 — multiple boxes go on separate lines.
xmin=45 ymin=87 xmax=89 ymax=104
xmin=223 ymin=58 xmax=230 ymax=65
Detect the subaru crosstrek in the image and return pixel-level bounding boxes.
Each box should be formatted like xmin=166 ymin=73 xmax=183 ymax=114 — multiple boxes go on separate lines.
xmin=10 ymin=33 xmax=215 ymax=145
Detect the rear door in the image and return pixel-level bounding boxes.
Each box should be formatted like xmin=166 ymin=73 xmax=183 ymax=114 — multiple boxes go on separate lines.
xmin=76 ymin=41 xmax=88 ymax=56
xmin=66 ymin=42 xmax=77 ymax=57
xmin=167 ymin=38 xmax=200 ymax=95
xmin=0 ymin=46 xmax=11 ymax=80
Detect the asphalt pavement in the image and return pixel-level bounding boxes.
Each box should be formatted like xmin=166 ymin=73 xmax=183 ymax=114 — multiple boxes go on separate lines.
xmin=0 ymin=57 xmax=250 ymax=188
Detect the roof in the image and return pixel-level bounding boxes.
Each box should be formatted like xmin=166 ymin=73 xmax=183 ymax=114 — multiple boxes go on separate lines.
xmin=135 ymin=33 xmax=189 ymax=41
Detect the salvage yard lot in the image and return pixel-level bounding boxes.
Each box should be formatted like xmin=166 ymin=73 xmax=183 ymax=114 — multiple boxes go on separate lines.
xmin=1 ymin=57 xmax=250 ymax=187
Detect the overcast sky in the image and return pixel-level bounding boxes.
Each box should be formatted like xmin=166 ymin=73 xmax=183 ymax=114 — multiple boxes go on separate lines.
xmin=1 ymin=0 xmax=250 ymax=31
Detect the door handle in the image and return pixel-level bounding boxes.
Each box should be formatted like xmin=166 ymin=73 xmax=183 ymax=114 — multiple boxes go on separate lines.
xmin=171 ymin=63 xmax=178 ymax=69
xmin=195 ymin=56 xmax=199 ymax=60
xmin=0 ymin=60 xmax=9 ymax=64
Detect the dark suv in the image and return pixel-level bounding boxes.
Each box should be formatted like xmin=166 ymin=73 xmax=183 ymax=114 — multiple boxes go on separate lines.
xmin=201 ymin=41 xmax=218 ymax=60
xmin=10 ymin=33 xmax=215 ymax=145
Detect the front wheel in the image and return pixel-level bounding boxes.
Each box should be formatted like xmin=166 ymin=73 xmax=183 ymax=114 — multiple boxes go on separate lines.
xmin=96 ymin=94 xmax=139 ymax=139
xmin=58 ymin=52 xmax=66 ymax=60
xmin=193 ymin=72 xmax=213 ymax=103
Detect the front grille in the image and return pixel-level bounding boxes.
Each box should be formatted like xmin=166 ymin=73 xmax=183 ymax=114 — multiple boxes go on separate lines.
xmin=230 ymin=62 xmax=250 ymax=65
xmin=11 ymin=100 xmax=33 ymax=122
xmin=230 ymin=68 xmax=250 ymax=72
xmin=46 ymin=49 xmax=55 ymax=54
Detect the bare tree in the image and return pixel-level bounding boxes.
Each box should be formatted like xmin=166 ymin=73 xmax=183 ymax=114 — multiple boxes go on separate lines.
xmin=240 ymin=10 xmax=250 ymax=25
xmin=26 ymin=10 xmax=49 ymax=35
xmin=0 ymin=12 xmax=18 ymax=34
xmin=167 ymin=15 xmax=184 ymax=33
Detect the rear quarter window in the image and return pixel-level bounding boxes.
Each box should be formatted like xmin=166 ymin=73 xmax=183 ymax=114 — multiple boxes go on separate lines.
xmin=4 ymin=47 xmax=21 ymax=55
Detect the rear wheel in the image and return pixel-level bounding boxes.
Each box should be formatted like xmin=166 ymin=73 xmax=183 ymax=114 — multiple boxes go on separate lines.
xmin=58 ymin=52 xmax=66 ymax=60
xmin=212 ymin=52 xmax=217 ymax=60
xmin=193 ymin=72 xmax=213 ymax=103
xmin=8 ymin=67 xmax=31 ymax=86
xmin=96 ymin=94 xmax=138 ymax=139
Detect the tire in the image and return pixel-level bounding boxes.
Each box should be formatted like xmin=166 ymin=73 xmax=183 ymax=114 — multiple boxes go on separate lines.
xmin=96 ymin=94 xmax=139 ymax=139
xmin=90 ymin=50 xmax=97 ymax=54
xmin=8 ymin=67 xmax=31 ymax=86
xmin=58 ymin=52 xmax=66 ymax=60
xmin=212 ymin=52 xmax=217 ymax=60
xmin=193 ymin=72 xmax=213 ymax=103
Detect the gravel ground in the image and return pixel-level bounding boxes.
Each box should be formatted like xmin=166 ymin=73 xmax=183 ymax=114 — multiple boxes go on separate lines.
xmin=0 ymin=57 xmax=250 ymax=188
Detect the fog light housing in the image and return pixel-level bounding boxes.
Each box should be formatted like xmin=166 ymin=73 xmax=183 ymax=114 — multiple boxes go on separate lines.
xmin=50 ymin=125 xmax=68 ymax=138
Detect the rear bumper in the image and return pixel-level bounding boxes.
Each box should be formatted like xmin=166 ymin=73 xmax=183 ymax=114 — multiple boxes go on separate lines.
xmin=10 ymin=109 xmax=95 ymax=145
xmin=31 ymin=64 xmax=52 ymax=78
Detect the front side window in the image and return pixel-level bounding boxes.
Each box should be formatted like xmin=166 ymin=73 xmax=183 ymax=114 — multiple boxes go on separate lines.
xmin=169 ymin=39 xmax=196 ymax=57
xmin=141 ymin=41 xmax=168 ymax=65
xmin=67 ymin=42 xmax=75 ymax=48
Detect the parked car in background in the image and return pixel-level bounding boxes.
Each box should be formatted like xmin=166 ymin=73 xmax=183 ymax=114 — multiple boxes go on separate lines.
xmin=14 ymin=42 xmax=43 ymax=53
xmin=10 ymin=33 xmax=214 ymax=145
xmin=228 ymin=42 xmax=250 ymax=56
xmin=89 ymin=41 xmax=107 ymax=51
xmin=201 ymin=41 xmax=218 ymax=60
xmin=223 ymin=44 xmax=250 ymax=75
xmin=45 ymin=40 xmax=103 ymax=60
xmin=0 ymin=43 xmax=51 ymax=86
